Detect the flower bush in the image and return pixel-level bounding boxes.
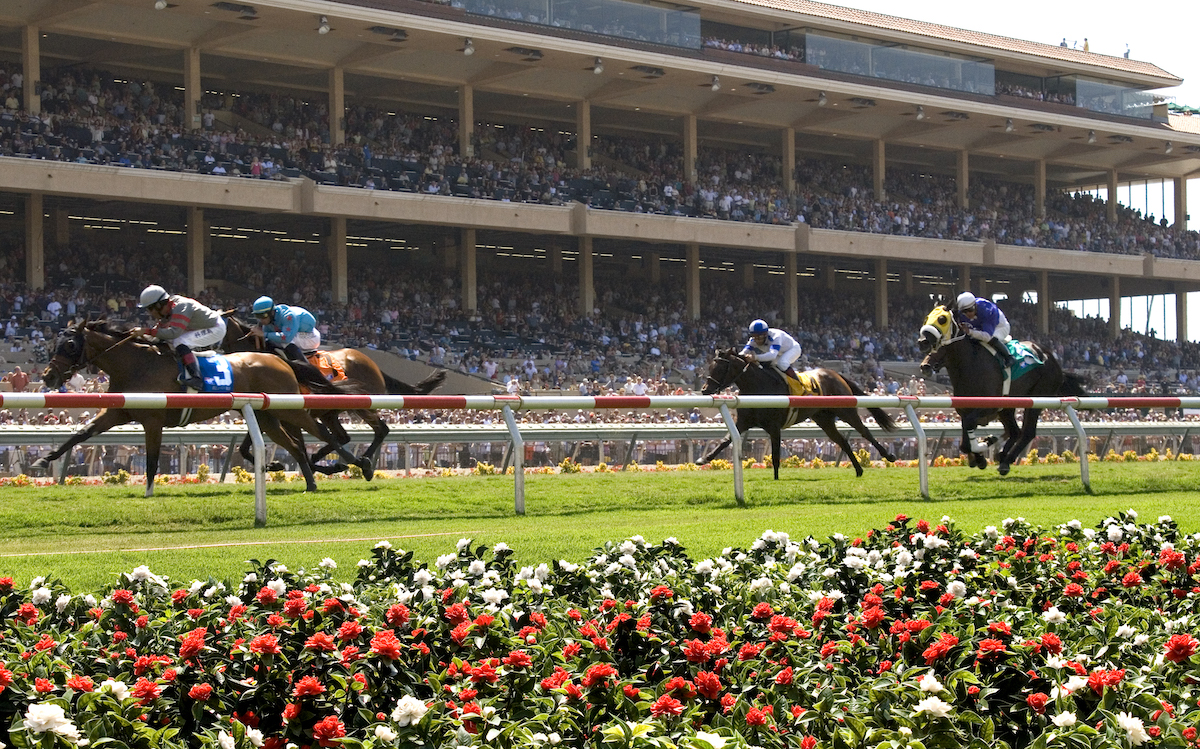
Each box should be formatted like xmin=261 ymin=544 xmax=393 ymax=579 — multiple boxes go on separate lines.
xmin=8 ymin=514 xmax=1200 ymax=748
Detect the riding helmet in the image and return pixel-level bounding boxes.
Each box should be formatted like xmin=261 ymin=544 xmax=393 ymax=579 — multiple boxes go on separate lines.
xmin=252 ymin=296 xmax=275 ymax=315
xmin=749 ymin=319 xmax=769 ymax=335
xmin=955 ymin=291 xmax=977 ymax=310
xmin=138 ymin=285 xmax=169 ymax=308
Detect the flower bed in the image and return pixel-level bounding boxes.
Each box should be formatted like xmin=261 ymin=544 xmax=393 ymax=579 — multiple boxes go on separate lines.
xmin=3 ymin=513 xmax=1200 ymax=748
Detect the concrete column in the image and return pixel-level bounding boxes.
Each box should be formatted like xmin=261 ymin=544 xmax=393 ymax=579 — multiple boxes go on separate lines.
xmin=902 ymin=268 xmax=914 ymax=296
xmin=53 ymin=208 xmax=69 ymax=250
xmin=1034 ymin=159 xmax=1047 ymax=218
xmin=184 ymin=47 xmax=202 ymax=131
xmin=575 ymin=100 xmax=590 ymax=169
xmin=329 ymin=67 xmax=345 ymax=145
xmin=1175 ymin=176 xmax=1189 ymax=233
xmin=784 ymin=253 xmax=798 ymax=327
xmin=22 ymin=26 xmax=40 ymax=116
xmin=578 ymin=236 xmax=594 ymax=316
xmin=956 ymin=150 xmax=969 ymax=209
xmin=874 ymin=258 xmax=888 ymax=329
xmin=186 ymin=206 xmax=205 ymax=296
xmin=1109 ymin=275 xmax=1121 ymax=338
xmin=459 ymin=85 xmax=474 ymax=158
xmin=782 ymin=127 xmax=795 ymax=193
xmin=460 ymin=228 xmax=477 ymax=312
xmin=685 ymin=243 xmax=700 ymax=321
xmin=440 ymin=232 xmax=458 ymax=270
xmin=328 ymin=216 xmax=347 ymax=304
xmin=648 ymin=252 xmax=661 ymax=284
xmin=25 ymin=193 xmax=44 ymax=290
xmin=742 ymin=262 xmax=755 ymax=289
xmin=683 ymin=115 xmax=697 ymax=184
xmin=1106 ymin=169 xmax=1118 ymax=223
xmin=873 ymin=139 xmax=886 ymax=199
xmin=549 ymin=244 xmax=562 ymax=275
xmin=824 ymin=262 xmax=835 ymax=291
xmin=1176 ymin=285 xmax=1188 ymax=343
xmin=958 ymin=264 xmax=972 ymax=295
xmin=1037 ymin=270 xmax=1050 ymax=335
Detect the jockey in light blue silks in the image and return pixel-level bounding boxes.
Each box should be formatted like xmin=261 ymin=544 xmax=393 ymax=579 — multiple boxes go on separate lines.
xmin=741 ymin=319 xmax=802 ymax=379
xmin=251 ymin=296 xmax=320 ymax=365
xmin=955 ymin=291 xmax=1016 ymax=369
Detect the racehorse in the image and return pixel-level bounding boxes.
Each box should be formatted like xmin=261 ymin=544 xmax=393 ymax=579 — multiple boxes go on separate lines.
xmin=35 ymin=320 xmax=372 ymax=495
xmin=699 ymin=350 xmax=898 ymax=478
xmin=221 ymin=314 xmax=446 ymax=474
xmin=917 ymin=301 xmax=1087 ymax=474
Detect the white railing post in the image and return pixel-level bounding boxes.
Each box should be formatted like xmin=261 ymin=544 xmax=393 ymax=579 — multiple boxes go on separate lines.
xmin=718 ymin=402 xmax=744 ymax=506
xmin=502 ymin=405 xmax=525 ymax=515
xmin=241 ymin=403 xmax=267 ymax=526
xmin=904 ymin=402 xmax=929 ymax=500
xmin=1065 ymin=404 xmax=1090 ymax=493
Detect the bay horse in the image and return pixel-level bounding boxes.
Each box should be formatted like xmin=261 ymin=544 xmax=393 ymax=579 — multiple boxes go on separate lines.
xmin=221 ymin=314 xmax=445 ymax=474
xmin=917 ymin=302 xmax=1087 ymax=475
xmin=35 ymin=320 xmax=371 ymax=495
xmin=699 ymin=350 xmax=898 ymax=478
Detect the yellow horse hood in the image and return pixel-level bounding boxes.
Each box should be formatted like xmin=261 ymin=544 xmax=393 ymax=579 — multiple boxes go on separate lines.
xmin=919 ymin=305 xmax=955 ymax=349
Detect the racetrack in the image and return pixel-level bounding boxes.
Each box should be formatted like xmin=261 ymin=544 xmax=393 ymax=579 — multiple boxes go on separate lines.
xmin=1 ymin=461 xmax=1197 ymax=591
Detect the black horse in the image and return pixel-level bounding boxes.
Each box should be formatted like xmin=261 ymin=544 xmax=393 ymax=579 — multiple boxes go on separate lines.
xmin=917 ymin=302 xmax=1087 ymax=474
xmin=699 ymin=350 xmax=898 ymax=478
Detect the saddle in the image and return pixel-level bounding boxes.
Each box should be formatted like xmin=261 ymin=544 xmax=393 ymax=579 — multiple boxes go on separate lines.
xmin=787 ymin=371 xmax=820 ymax=397
xmin=306 ymin=351 xmax=346 ymax=383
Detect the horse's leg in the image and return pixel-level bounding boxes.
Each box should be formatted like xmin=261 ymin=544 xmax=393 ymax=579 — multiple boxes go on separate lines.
xmin=770 ymin=428 xmax=782 ymax=480
xmin=280 ymin=411 xmax=372 ymax=477
xmin=812 ymin=412 xmax=862 ymax=477
xmin=698 ymin=437 xmax=731 ymax=465
xmin=355 ymin=410 xmax=388 ymax=481
xmin=998 ymin=409 xmax=1042 ymax=476
xmin=31 ymin=410 xmax=131 ymax=473
xmin=994 ymin=409 xmax=1022 ymax=468
xmin=238 ymin=430 xmax=288 ymax=473
xmin=959 ymin=410 xmax=987 ymax=470
xmin=834 ymin=408 xmax=896 ymax=463
xmin=143 ymin=422 xmax=165 ymax=497
xmin=259 ymin=419 xmax=318 ymax=491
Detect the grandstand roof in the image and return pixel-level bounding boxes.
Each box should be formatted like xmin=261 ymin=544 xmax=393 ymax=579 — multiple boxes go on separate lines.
xmin=1170 ymin=114 xmax=1200 ymax=136
xmin=723 ymin=0 xmax=1182 ymax=85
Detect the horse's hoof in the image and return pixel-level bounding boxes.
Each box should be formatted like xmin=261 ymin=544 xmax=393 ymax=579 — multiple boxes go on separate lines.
xmin=357 ymin=458 xmax=374 ymax=479
xmin=883 ymin=452 xmax=897 ymax=463
xmin=976 ymin=459 xmax=988 ymax=471
xmin=265 ymin=461 xmax=285 ymax=472
xmin=305 ymin=482 xmax=318 ymax=492
xmin=854 ymin=468 xmax=864 ymax=478
xmin=997 ymin=463 xmax=1011 ymax=476
xmin=30 ymin=458 xmax=50 ymax=474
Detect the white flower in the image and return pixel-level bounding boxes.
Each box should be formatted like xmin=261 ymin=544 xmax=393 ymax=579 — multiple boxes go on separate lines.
xmin=1134 ymin=634 xmax=1150 ymax=646
xmin=457 ymin=538 xmax=472 ymax=551
xmin=436 ymin=554 xmax=456 ymax=569
xmin=392 ymin=695 xmax=428 ymax=727
xmin=1042 ymin=606 xmax=1067 ymax=625
xmin=468 ymin=560 xmax=487 ymax=576
xmin=101 ymin=679 xmax=129 ymax=701
xmin=493 ymin=542 xmax=511 ymax=554
xmin=375 ymin=540 xmax=393 ymax=550
xmin=319 ymin=558 xmax=337 ymax=570
xmin=946 ymin=580 xmax=966 ymax=599
xmin=663 ymin=536 xmax=679 ymax=546
xmin=843 ymin=555 xmax=866 ymax=571
xmin=374 ymin=725 xmax=398 ymax=742
xmin=22 ymin=703 xmax=74 ymax=734
xmin=1067 ymin=519 xmax=1082 ymax=530
xmin=245 ymin=728 xmax=265 ymax=747
xmin=55 ymin=594 xmax=72 ymax=613
xmin=1051 ymin=712 xmax=1077 ymax=727
xmin=619 ymin=554 xmax=638 ymax=569
xmin=749 ymin=577 xmax=773 ymax=593
xmin=1062 ymin=675 xmax=1088 ymax=694
xmin=1159 ymin=515 xmax=1173 ymax=524
xmin=203 ymin=586 xmax=219 ymax=599
xmin=1116 ymin=625 xmax=1137 ymax=638
xmin=357 ymin=560 xmax=371 ymax=568
xmin=1117 ymin=712 xmax=1149 ymax=746
xmin=898 ymin=727 xmax=912 ymax=736
xmin=266 ymin=579 xmax=287 ymax=596
xmin=558 ymin=560 xmax=579 ymax=573
xmin=270 ymin=564 xmax=287 ymax=574
xmin=547 ymin=733 xmax=561 ymax=745
xmin=29 ymin=576 xmax=45 ymax=590
xmin=1107 ymin=525 xmax=1124 ymax=542
xmin=129 ymin=565 xmax=155 ymax=582
xmin=914 ymin=696 xmax=953 ymax=718
xmin=218 ymin=731 xmax=236 ymax=749
xmin=32 ymin=587 xmax=52 ymax=605
xmin=984 ymin=525 xmax=998 ymax=539
xmin=918 ymin=673 xmax=943 ymax=692
xmin=481 ymin=588 xmax=508 ymax=607
xmin=691 ymin=731 xmax=726 ymax=749
xmin=225 ymin=595 xmax=242 ymax=606
xmin=243 ymin=573 xmax=258 ymax=584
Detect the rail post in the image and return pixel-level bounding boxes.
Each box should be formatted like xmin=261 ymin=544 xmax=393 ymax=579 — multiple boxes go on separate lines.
xmin=1065 ymin=404 xmax=1090 ymax=492
xmin=718 ymin=402 xmax=744 ymax=507
xmin=241 ymin=404 xmax=267 ymax=526
xmin=502 ymin=405 xmax=525 ymax=515
xmin=904 ymin=401 xmax=928 ymax=500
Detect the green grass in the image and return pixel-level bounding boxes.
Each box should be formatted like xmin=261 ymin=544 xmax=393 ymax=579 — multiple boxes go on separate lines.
xmin=3 ymin=461 xmax=1198 ymax=591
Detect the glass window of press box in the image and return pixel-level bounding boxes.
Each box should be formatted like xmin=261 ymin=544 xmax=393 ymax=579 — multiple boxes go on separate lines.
xmin=1074 ymin=77 xmax=1155 ymax=119
xmin=456 ymin=0 xmax=701 ymax=48
xmin=804 ymin=30 xmax=995 ymax=95
xmin=701 ymin=21 xmax=805 ymax=60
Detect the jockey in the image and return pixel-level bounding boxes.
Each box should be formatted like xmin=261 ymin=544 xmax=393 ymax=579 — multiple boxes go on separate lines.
xmin=251 ymin=296 xmax=320 ymax=365
xmin=741 ymin=319 xmax=802 ymax=379
xmin=955 ymin=292 xmax=1016 ymax=369
xmin=135 ymin=284 xmax=227 ymax=391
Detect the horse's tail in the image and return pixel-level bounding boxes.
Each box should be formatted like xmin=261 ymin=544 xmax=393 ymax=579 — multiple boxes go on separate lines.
xmin=286 ymin=361 xmax=370 ymax=396
xmin=383 ymin=369 xmax=446 ymax=396
xmin=843 ymin=375 xmax=898 ymax=432
xmin=1059 ymin=371 xmax=1089 ymax=397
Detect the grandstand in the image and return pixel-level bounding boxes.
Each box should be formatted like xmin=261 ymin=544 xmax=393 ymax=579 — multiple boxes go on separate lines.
xmin=0 ymin=0 xmax=1199 ymax=395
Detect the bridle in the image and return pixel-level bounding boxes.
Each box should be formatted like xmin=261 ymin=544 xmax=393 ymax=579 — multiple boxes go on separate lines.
xmin=703 ymin=353 xmax=749 ymax=394
xmin=45 ymin=325 xmax=136 ymax=384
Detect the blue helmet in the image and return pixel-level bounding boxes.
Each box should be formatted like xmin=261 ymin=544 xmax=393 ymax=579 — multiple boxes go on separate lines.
xmin=252 ymin=296 xmax=275 ymax=315
xmin=749 ymin=319 xmax=769 ymax=335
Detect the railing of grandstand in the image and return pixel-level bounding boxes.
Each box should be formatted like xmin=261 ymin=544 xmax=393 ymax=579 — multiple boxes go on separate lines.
xmin=1 ymin=393 xmax=1198 ymax=524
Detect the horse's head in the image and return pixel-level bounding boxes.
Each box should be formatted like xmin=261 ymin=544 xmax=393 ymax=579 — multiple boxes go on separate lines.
xmin=221 ymin=311 xmax=261 ymax=352
xmin=43 ymin=322 xmax=89 ymax=389
xmin=702 ymin=349 xmax=749 ymax=395
xmin=917 ymin=304 xmax=955 ymax=355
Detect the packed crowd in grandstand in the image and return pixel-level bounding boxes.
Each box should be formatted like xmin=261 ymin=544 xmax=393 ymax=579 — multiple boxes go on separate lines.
xmin=2 ymin=61 xmax=1197 ymax=259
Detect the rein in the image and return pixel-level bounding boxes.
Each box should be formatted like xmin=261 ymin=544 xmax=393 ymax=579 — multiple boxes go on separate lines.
xmin=704 ymin=354 xmax=749 ymax=393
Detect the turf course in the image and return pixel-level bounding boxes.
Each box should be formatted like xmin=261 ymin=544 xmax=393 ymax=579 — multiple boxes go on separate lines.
xmin=2 ymin=461 xmax=1197 ymax=590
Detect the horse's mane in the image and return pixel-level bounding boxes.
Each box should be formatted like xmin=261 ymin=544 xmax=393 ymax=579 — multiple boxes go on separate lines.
xmin=83 ymin=319 xmax=135 ymax=337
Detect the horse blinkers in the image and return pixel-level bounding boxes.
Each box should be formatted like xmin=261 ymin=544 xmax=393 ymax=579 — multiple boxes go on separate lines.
xmin=43 ymin=329 xmax=87 ymax=388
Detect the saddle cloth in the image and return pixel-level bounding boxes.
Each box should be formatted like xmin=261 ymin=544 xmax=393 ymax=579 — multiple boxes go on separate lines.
xmin=306 ymin=351 xmax=347 ymax=382
xmin=784 ymin=371 xmax=821 ymax=429
xmin=982 ymin=340 xmax=1044 ymax=394
xmin=178 ymin=353 xmax=235 ymax=394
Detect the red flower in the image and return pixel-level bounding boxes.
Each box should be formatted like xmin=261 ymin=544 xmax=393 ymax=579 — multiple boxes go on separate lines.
xmin=33 ymin=634 xmax=57 ymax=652
xmin=581 ymin=663 xmax=617 ymax=688
xmin=650 ymin=695 xmax=684 ymax=717
xmin=337 ymin=620 xmax=364 ymax=640
xmin=683 ymin=639 xmax=710 ymax=663
xmin=179 ymin=627 xmax=207 ymax=660
xmin=188 ymin=683 xmax=213 ymax=700
xmin=624 ymin=684 xmax=642 ymax=700
xmin=1164 ymin=634 xmax=1199 ymax=663
xmin=976 ymin=638 xmax=1007 ymax=660
xmin=450 ymin=623 xmax=471 ymax=645
xmin=255 ymin=587 xmax=278 ymax=604
xmin=563 ymin=682 xmax=583 ymax=702
xmin=1041 ymin=632 xmax=1063 ymax=655
xmin=540 ymin=667 xmax=569 ymax=690
xmin=561 ymin=642 xmax=582 ymax=660
xmin=386 ymin=604 xmax=410 ymax=627
xmin=859 ymin=606 xmax=885 ymax=630
xmin=16 ymin=603 xmax=38 ymax=625
xmin=689 ymin=613 xmax=713 ymax=634
xmin=311 ymin=715 xmax=346 ymax=747
xmin=370 ymin=630 xmax=403 ymax=660
xmin=35 ymin=678 xmax=55 ymax=693
xmin=649 ymin=585 xmax=674 ymax=602
xmin=305 ymin=632 xmax=337 ymax=652
xmin=738 ymin=643 xmax=763 ymax=661
xmin=293 ymin=676 xmax=326 ymax=698
xmin=131 ymin=678 xmax=161 ymax=704
xmin=248 ymin=634 xmax=280 ymax=655
xmin=745 ymin=707 xmax=769 ymax=726
xmin=750 ymin=602 xmax=773 ymax=620
xmin=1063 ymin=583 xmax=1085 ymax=598
xmin=922 ymin=633 xmax=959 ymax=664
xmin=774 ymin=667 xmax=793 ymax=686
xmin=66 ymin=675 xmax=94 ymax=692
xmin=111 ymin=589 xmax=135 ymax=605
xmin=282 ymin=703 xmax=300 ymax=720
xmin=695 ymin=671 xmax=722 ymax=699
xmin=800 ymin=737 xmax=817 ymax=749
xmin=1026 ymin=692 xmax=1051 ymax=714
xmin=503 ymin=650 xmax=533 ymax=669
xmin=1121 ymin=571 xmax=1143 ymax=588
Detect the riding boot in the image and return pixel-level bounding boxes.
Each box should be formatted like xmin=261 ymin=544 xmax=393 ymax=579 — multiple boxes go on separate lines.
xmin=281 ymin=342 xmax=333 ymax=385
xmin=783 ymin=366 xmax=797 ymax=380
xmin=991 ymin=337 xmax=1016 ymax=370
xmin=175 ymin=344 xmax=204 ymax=391
xmin=283 ymin=343 xmax=309 ymax=366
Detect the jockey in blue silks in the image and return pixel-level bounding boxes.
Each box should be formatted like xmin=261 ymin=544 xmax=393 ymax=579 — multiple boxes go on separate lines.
xmin=741 ymin=319 xmax=802 ymax=379
xmin=955 ymin=292 xmax=1016 ymax=369
xmin=251 ymin=296 xmax=320 ymax=365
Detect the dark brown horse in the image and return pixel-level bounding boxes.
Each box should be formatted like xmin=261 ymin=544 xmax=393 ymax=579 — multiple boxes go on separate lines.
xmin=221 ymin=314 xmax=445 ymax=474
xmin=36 ymin=320 xmax=370 ymax=495
xmin=917 ymin=302 xmax=1087 ymax=474
xmin=699 ymin=350 xmax=897 ymax=478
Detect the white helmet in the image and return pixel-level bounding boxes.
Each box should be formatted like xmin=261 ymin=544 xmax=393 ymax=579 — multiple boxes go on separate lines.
xmin=139 ymin=285 xmax=169 ymax=308
xmin=955 ymin=291 xmax=977 ymax=311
